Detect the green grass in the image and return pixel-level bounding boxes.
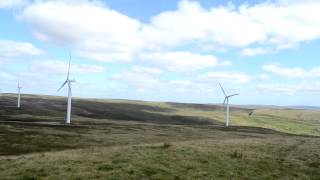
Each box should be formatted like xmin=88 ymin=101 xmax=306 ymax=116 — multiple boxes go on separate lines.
xmin=1 ymin=93 xmax=320 ymax=136
xmin=144 ymin=105 xmax=320 ymax=136
xmin=1 ymin=136 xmax=319 ymax=179
xmin=1 ymin=94 xmax=320 ymax=179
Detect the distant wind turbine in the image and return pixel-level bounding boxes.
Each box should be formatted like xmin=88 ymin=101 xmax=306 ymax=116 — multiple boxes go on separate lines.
xmin=219 ymin=83 xmax=239 ymax=127
xmin=57 ymin=53 xmax=75 ymax=124
xmin=17 ymin=81 xmax=22 ymax=108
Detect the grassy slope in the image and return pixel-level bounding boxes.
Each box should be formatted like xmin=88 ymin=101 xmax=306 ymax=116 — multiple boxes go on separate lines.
xmin=1 ymin=134 xmax=319 ymax=179
xmin=141 ymin=102 xmax=320 ymax=136
xmin=84 ymin=97 xmax=320 ymax=136
xmin=0 ymin=94 xmax=320 ymax=179
xmin=1 ymin=93 xmax=320 ymax=135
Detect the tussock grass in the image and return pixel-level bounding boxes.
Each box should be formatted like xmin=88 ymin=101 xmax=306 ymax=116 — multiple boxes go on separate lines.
xmin=1 ymin=94 xmax=320 ymax=179
xmin=1 ymin=136 xmax=319 ymax=179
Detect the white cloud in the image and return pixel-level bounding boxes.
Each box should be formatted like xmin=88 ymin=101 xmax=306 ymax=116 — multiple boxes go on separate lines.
xmin=310 ymin=67 xmax=320 ymax=77
xmin=168 ymin=80 xmax=214 ymax=93
xmin=111 ymin=68 xmax=164 ymax=91
xmin=141 ymin=0 xmax=266 ymax=49
xmin=0 ymin=0 xmax=28 ymax=9
xmin=199 ymin=71 xmax=251 ymax=83
xmin=168 ymin=80 xmax=193 ymax=92
xmin=0 ymin=40 xmax=44 ymax=58
xmin=169 ymin=80 xmax=193 ymax=87
xmin=131 ymin=65 xmax=163 ymax=74
xmin=110 ymin=67 xmax=220 ymax=93
xmin=262 ymin=64 xmax=306 ymax=78
xmin=139 ymin=51 xmax=218 ymax=72
xmin=257 ymin=82 xmax=320 ymax=95
xmin=258 ymin=74 xmax=270 ymax=80
xmin=218 ymin=60 xmax=232 ymax=67
xmin=0 ymin=72 xmax=14 ymax=79
xmin=262 ymin=64 xmax=320 ymax=78
xmin=19 ymin=0 xmax=142 ymax=62
xmin=244 ymin=0 xmax=320 ymax=48
xmin=241 ymin=47 xmax=270 ymax=56
xmin=17 ymin=0 xmax=320 ymax=61
xmin=142 ymin=0 xmax=320 ymax=51
xmin=29 ymin=60 xmax=105 ymax=75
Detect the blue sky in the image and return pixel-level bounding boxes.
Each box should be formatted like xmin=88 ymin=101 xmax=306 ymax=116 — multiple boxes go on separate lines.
xmin=0 ymin=0 xmax=320 ymax=106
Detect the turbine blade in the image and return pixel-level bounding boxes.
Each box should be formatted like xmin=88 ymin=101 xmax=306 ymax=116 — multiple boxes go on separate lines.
xmin=67 ymin=52 xmax=71 ymax=80
xmin=228 ymin=93 xmax=240 ymax=98
xmin=223 ymin=97 xmax=227 ymax=104
xmin=219 ymin=83 xmax=227 ymax=96
xmin=57 ymin=80 xmax=68 ymax=92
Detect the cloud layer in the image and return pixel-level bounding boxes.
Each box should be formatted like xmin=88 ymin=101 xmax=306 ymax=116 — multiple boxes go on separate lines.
xmin=29 ymin=60 xmax=105 ymax=75
xmin=0 ymin=0 xmax=28 ymax=9
xmin=1 ymin=0 xmax=320 ymax=104
xmin=263 ymin=64 xmax=320 ymax=78
xmin=0 ymin=40 xmax=44 ymax=59
xmin=18 ymin=0 xmax=320 ymax=62
xmin=19 ymin=0 xmax=142 ymax=62
xmin=139 ymin=51 xmax=220 ymax=72
xmin=257 ymin=82 xmax=320 ymax=95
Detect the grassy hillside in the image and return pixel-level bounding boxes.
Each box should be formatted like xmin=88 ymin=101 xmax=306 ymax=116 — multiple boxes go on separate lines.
xmin=1 ymin=93 xmax=320 ymax=136
xmin=0 ymin=94 xmax=320 ymax=179
xmin=1 ymin=128 xmax=319 ymax=179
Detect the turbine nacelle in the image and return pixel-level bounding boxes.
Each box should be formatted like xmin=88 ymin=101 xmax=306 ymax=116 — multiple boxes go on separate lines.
xmin=219 ymin=83 xmax=239 ymax=104
xmin=57 ymin=79 xmax=76 ymax=92
xmin=17 ymin=81 xmax=22 ymax=90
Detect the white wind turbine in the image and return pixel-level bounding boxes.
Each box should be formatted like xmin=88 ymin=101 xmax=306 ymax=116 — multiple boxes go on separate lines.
xmin=57 ymin=53 xmax=75 ymax=124
xmin=219 ymin=83 xmax=239 ymax=127
xmin=17 ymin=81 xmax=22 ymax=108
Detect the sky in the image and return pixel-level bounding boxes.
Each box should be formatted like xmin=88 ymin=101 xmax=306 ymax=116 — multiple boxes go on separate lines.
xmin=0 ymin=0 xmax=320 ymax=106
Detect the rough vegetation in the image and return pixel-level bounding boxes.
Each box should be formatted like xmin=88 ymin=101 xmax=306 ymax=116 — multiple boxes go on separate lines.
xmin=0 ymin=94 xmax=319 ymax=179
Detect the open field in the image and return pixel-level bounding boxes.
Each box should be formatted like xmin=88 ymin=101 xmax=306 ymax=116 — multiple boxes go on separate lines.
xmin=0 ymin=94 xmax=320 ymax=179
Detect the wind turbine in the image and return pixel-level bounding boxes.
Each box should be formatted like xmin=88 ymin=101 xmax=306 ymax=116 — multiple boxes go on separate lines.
xmin=57 ymin=53 xmax=75 ymax=124
xmin=219 ymin=83 xmax=239 ymax=127
xmin=17 ymin=81 xmax=22 ymax=108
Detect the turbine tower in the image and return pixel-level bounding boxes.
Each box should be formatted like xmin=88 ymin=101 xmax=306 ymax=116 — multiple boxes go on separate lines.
xmin=17 ymin=81 xmax=22 ymax=108
xmin=219 ymin=83 xmax=239 ymax=127
xmin=57 ymin=53 xmax=75 ymax=124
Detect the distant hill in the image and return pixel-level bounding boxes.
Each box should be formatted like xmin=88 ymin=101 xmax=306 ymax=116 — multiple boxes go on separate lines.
xmin=0 ymin=93 xmax=320 ymax=136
